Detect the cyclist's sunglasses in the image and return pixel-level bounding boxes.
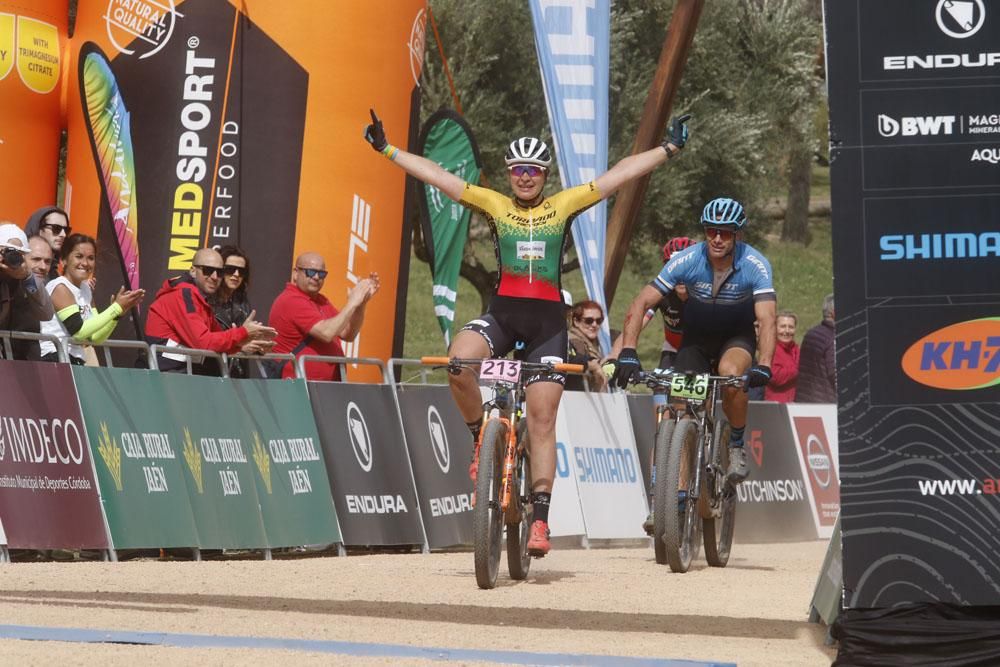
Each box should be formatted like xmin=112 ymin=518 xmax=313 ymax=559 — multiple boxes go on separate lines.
xmin=195 ymin=265 xmax=224 ymax=277
xmin=223 ymin=265 xmax=247 ymax=277
xmin=508 ymin=165 xmax=546 ymax=178
xmin=41 ymin=222 xmax=71 ymax=236
xmin=705 ymin=227 xmax=735 ymax=241
xmin=297 ymin=266 xmax=328 ymax=280
xmin=576 ymin=316 xmax=604 ymax=325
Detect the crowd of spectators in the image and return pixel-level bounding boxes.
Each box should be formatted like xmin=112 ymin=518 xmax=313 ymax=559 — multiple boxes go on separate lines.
xmin=1 ymin=207 xmax=380 ymax=380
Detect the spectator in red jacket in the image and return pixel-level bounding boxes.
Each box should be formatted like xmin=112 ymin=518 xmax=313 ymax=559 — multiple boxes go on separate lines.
xmin=145 ymin=248 xmax=275 ymax=374
xmin=765 ymin=310 xmax=799 ymax=402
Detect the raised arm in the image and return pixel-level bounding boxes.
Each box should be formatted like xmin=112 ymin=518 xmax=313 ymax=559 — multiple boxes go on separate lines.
xmin=594 ymin=114 xmax=690 ymax=198
xmin=364 ymin=109 xmax=466 ymax=202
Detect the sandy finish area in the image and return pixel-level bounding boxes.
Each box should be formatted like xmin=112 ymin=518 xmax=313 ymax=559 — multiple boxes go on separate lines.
xmin=0 ymin=540 xmax=835 ymax=665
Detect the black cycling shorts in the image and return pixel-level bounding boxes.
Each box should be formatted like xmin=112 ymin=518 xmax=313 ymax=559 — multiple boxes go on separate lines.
xmin=459 ymin=295 xmax=567 ymax=385
xmin=673 ymin=331 xmax=755 ymax=375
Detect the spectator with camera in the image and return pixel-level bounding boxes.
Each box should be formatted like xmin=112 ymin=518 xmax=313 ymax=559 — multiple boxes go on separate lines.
xmin=0 ymin=223 xmax=54 ymax=360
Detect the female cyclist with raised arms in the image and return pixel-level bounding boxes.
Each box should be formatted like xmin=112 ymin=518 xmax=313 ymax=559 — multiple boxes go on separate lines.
xmin=364 ymin=109 xmax=690 ymax=556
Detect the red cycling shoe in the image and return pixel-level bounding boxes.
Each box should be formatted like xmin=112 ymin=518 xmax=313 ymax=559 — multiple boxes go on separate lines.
xmin=527 ymin=519 xmax=551 ymax=557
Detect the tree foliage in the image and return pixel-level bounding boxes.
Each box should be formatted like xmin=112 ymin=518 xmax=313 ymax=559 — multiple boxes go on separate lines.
xmin=418 ymin=0 xmax=822 ymax=281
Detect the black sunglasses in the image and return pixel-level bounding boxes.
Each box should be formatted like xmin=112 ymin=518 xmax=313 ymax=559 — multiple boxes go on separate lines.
xmin=577 ymin=316 xmax=604 ymax=325
xmin=297 ymin=266 xmax=328 ymax=279
xmin=195 ymin=265 xmax=224 ymax=277
xmin=41 ymin=222 xmax=71 ymax=236
xmin=223 ymin=265 xmax=247 ymax=277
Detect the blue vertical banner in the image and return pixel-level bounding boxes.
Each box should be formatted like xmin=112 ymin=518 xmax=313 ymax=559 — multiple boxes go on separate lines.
xmin=529 ymin=0 xmax=611 ymax=352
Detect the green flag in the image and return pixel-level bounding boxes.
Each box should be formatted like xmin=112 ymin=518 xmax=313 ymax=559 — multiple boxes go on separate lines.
xmin=417 ymin=110 xmax=482 ymax=345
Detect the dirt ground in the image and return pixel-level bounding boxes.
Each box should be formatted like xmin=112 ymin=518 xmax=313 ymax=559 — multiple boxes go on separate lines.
xmin=0 ymin=540 xmax=836 ymax=665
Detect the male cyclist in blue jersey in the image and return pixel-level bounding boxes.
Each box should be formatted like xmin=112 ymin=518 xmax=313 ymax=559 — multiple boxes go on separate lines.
xmin=611 ymin=198 xmax=776 ymax=485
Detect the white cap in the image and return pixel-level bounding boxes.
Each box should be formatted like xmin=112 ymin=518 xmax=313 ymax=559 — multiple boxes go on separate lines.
xmin=561 ymin=289 xmax=573 ymax=307
xmin=0 ymin=223 xmax=29 ymax=251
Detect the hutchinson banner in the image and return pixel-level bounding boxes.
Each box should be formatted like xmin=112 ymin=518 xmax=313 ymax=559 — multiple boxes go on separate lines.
xmin=0 ymin=361 xmax=108 ymax=549
xmin=63 ymin=0 xmax=427 ymax=379
xmin=825 ymin=0 xmax=1000 ymax=607
xmin=0 ymin=0 xmax=67 ymax=225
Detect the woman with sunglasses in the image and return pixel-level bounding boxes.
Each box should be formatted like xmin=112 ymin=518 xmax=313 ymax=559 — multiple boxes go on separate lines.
xmin=611 ymin=197 xmax=777 ymax=488
xmin=24 ymin=206 xmax=72 ymax=281
xmin=211 ymin=246 xmax=254 ymax=377
xmin=363 ymin=108 xmax=690 ymax=557
xmin=566 ymin=300 xmax=608 ymax=393
xmin=39 ymin=233 xmax=145 ymax=364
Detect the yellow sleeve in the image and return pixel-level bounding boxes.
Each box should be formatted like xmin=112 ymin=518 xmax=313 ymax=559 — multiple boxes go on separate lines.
xmin=552 ymin=181 xmax=603 ymax=215
xmin=458 ymin=183 xmax=509 ymax=219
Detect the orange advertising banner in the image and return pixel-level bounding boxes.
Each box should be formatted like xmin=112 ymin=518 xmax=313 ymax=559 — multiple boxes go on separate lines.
xmin=0 ymin=0 xmax=67 ymax=226
xmin=64 ymin=0 xmax=427 ymax=379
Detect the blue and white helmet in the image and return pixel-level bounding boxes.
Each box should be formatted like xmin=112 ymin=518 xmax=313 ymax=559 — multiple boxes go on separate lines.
xmin=505 ymin=137 xmax=552 ymax=168
xmin=700 ymin=197 xmax=747 ymax=229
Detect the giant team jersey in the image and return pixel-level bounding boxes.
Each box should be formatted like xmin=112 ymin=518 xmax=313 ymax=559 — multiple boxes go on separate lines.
xmin=459 ymin=182 xmax=602 ymax=301
xmin=651 ymin=241 xmax=775 ymax=338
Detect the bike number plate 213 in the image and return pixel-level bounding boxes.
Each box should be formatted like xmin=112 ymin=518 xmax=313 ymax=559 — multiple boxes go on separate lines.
xmin=480 ymin=359 xmax=521 ymax=383
xmin=670 ymin=373 xmax=709 ymax=400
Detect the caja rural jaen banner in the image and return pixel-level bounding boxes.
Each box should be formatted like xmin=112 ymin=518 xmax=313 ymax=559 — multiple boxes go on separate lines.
xmin=61 ymin=0 xmax=427 ymax=378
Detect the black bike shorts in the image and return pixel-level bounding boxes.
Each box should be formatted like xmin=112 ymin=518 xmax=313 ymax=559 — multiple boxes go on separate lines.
xmin=459 ymin=295 xmax=567 ymax=385
xmin=673 ymin=332 xmax=755 ymax=374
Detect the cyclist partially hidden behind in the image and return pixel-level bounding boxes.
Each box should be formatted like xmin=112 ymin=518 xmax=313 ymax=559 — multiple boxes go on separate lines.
xmin=611 ymin=198 xmax=776 ymax=486
xmin=364 ymin=109 xmax=690 ymax=556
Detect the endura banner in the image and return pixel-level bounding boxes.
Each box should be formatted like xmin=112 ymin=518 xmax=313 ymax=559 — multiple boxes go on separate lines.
xmin=63 ymin=0 xmax=427 ymax=379
xmin=0 ymin=361 xmax=108 ymax=549
xmin=825 ymin=0 xmax=1000 ymax=606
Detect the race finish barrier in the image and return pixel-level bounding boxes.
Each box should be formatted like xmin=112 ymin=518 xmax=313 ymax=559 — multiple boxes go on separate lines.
xmin=303 ymin=355 xmax=427 ymax=550
xmin=0 ymin=333 xmax=110 ymax=555
xmin=388 ymin=359 xmax=475 ymax=549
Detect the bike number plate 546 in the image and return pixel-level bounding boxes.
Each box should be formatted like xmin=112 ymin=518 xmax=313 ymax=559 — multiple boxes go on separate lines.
xmin=670 ymin=373 xmax=709 ymax=400
xmin=480 ymin=359 xmax=521 ymax=383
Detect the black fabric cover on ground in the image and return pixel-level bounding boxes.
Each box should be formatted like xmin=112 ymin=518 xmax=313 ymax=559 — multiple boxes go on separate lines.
xmin=833 ymin=603 xmax=1000 ymax=667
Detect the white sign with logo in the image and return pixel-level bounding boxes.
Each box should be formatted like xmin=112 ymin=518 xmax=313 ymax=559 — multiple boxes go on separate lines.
xmin=786 ymin=403 xmax=840 ymax=539
xmin=346 ymin=401 xmax=373 ymax=472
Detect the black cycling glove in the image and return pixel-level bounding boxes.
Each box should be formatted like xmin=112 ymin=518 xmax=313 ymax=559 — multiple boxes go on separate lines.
xmin=612 ymin=348 xmax=643 ymax=390
xmin=363 ymin=108 xmax=388 ymax=152
xmin=744 ymin=364 xmax=772 ymax=390
xmin=663 ymin=113 xmax=691 ymax=155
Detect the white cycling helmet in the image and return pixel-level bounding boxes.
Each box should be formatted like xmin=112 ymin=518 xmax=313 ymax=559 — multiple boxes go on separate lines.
xmin=505 ymin=137 xmax=552 ymax=168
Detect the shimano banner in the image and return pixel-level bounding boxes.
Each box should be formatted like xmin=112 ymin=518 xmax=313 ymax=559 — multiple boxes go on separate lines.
xmin=826 ymin=0 xmax=1000 ymax=607
xmin=395 ymin=385 xmax=474 ymax=548
xmin=309 ymin=383 xmax=424 ymax=547
xmin=529 ymin=0 xmax=611 ymax=351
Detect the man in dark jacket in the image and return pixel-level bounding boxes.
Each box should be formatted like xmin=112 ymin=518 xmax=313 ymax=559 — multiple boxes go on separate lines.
xmin=796 ymin=293 xmax=836 ymax=403
xmin=145 ymin=248 xmax=275 ymax=374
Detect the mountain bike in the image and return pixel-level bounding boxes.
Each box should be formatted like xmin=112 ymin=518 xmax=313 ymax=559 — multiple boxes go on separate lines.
xmin=636 ymin=369 xmax=745 ymax=572
xmin=422 ymin=356 xmax=582 ymax=589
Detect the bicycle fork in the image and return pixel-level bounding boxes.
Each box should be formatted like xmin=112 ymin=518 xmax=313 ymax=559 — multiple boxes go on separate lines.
xmin=498 ymin=417 xmax=518 ymax=514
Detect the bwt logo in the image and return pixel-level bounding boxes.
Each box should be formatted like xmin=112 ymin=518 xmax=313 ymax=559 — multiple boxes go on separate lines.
xmin=901 ymin=318 xmax=1000 ymax=390
xmin=878 ymin=114 xmax=955 ymax=138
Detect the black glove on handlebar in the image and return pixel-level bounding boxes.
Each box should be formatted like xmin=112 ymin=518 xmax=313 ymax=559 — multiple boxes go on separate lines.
xmin=612 ymin=348 xmax=643 ymax=390
xmin=363 ymin=108 xmax=388 ymax=152
xmin=744 ymin=364 xmax=772 ymax=390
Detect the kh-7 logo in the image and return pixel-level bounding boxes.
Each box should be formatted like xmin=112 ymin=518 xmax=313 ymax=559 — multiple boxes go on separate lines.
xmin=901 ymin=317 xmax=1000 ymax=390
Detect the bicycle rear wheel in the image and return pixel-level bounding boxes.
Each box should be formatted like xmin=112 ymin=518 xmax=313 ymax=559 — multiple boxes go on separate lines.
xmin=703 ymin=418 xmax=736 ymax=567
xmin=473 ymin=419 xmax=505 ymax=589
xmin=651 ymin=419 xmax=676 ymax=565
xmin=661 ymin=419 xmax=702 ymax=573
xmin=505 ymin=420 xmax=532 ymax=580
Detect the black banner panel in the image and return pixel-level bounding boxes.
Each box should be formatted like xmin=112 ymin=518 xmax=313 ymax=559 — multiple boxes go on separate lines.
xmin=395 ymin=386 xmax=474 ymax=549
xmin=626 ymin=395 xmax=656 ymax=493
xmin=309 ymin=383 xmax=424 ymax=547
xmin=825 ymin=0 xmax=1000 ymax=608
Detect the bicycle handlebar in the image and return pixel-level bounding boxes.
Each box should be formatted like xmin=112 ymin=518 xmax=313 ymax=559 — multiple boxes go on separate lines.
xmin=420 ymin=356 xmax=586 ymax=375
xmin=635 ymin=369 xmax=747 ymax=388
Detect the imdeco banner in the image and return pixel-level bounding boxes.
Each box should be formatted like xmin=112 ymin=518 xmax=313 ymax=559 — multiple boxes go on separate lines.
xmin=62 ymin=0 xmax=427 ymax=379
xmin=825 ymin=0 xmax=1000 ymax=607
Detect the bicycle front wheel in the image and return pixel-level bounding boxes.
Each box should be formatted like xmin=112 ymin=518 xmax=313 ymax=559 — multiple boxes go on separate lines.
xmin=661 ymin=419 xmax=702 ymax=573
xmin=473 ymin=419 xmax=506 ymax=589
xmin=651 ymin=418 xmax=676 ymax=565
xmin=506 ymin=420 xmax=532 ymax=580
xmin=703 ymin=418 xmax=736 ymax=567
